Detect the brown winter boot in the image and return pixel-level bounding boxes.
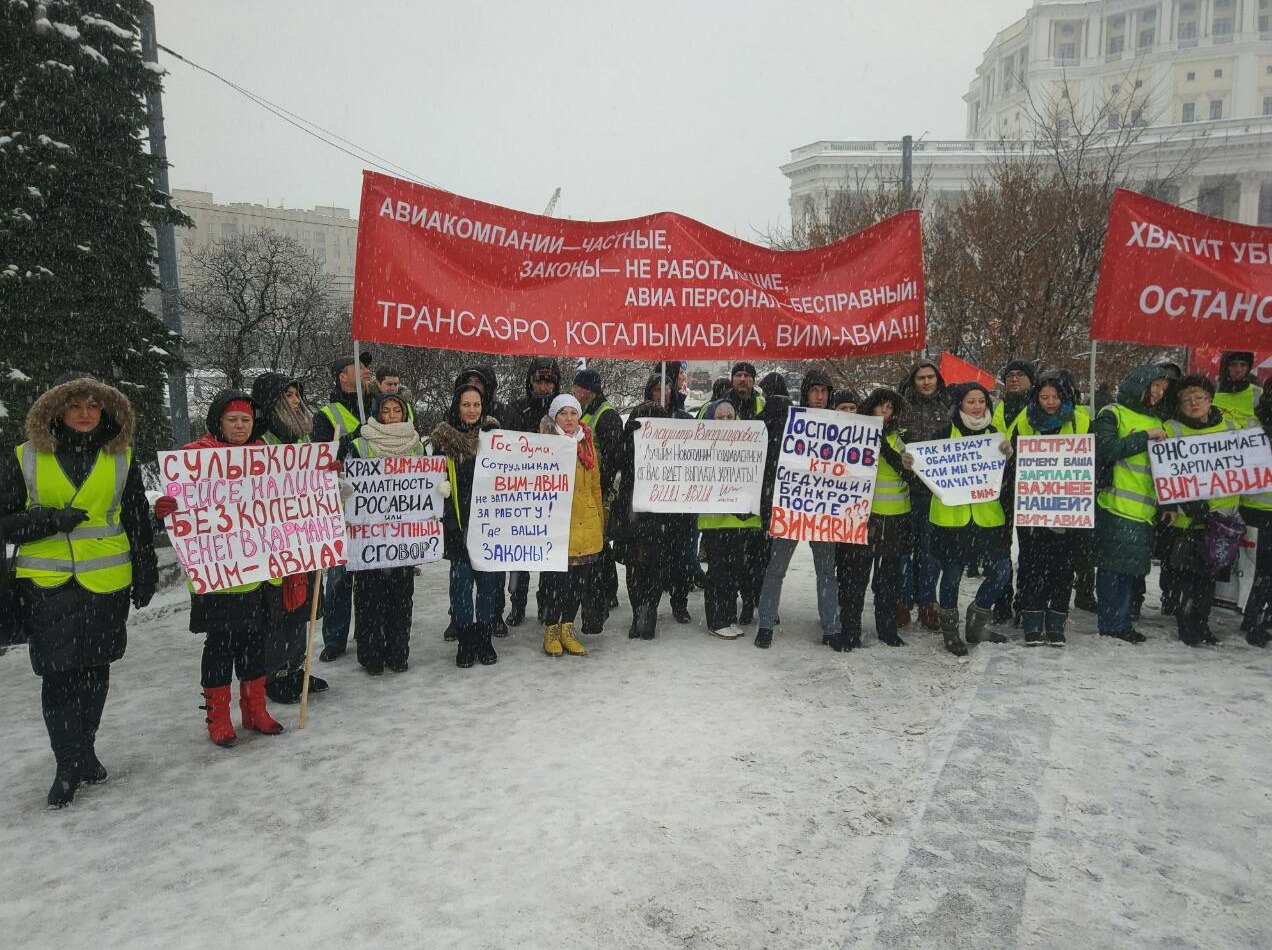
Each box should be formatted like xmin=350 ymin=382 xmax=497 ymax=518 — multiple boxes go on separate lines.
xmin=940 ymin=608 xmax=968 ymax=657
xmin=919 ymin=602 xmax=941 ymax=631
xmin=201 ymin=685 xmax=239 ymax=747
xmin=543 ymin=623 xmax=563 ymax=658
xmin=964 ymin=603 xmax=1006 ymax=644
xmin=239 ymin=677 xmax=285 ymax=735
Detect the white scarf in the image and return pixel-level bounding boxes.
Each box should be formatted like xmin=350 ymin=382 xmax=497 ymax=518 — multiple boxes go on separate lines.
xmin=959 ymin=410 xmax=992 ymax=432
xmin=361 ymin=419 xmax=421 ymax=457
xmin=554 ymin=422 xmax=585 ymax=443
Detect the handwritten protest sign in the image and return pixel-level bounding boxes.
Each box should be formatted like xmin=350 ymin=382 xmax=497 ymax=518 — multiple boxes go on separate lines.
xmin=343 ymin=455 xmax=447 ymax=570
xmin=1150 ymin=427 xmax=1272 ymax=503
xmin=631 ymin=418 xmax=767 ymax=514
xmin=1014 ymin=435 xmax=1096 ymax=529
xmin=769 ymin=407 xmax=881 ymax=544
xmin=907 ymin=433 xmax=1006 ymax=506
xmin=467 ymin=430 xmax=575 ymax=572
xmin=158 ymin=441 xmax=346 ymax=594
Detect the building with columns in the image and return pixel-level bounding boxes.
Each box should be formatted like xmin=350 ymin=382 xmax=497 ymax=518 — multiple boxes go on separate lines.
xmin=783 ymin=0 xmax=1272 ymax=226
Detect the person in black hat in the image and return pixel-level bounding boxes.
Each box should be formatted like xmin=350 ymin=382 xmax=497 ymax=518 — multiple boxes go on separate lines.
xmin=572 ymin=368 xmax=624 ymax=614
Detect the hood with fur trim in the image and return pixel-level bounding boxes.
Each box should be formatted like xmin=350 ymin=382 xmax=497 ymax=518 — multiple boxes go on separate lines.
xmin=25 ymin=375 xmax=134 ymax=455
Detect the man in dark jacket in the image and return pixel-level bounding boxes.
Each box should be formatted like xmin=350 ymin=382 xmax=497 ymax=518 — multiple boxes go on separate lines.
xmin=723 ymin=362 xmax=765 ymax=420
xmin=572 ymin=368 xmax=624 ymax=613
xmin=986 ymin=359 xmax=1035 ymax=618
xmin=898 ymin=359 xmax=951 ymax=629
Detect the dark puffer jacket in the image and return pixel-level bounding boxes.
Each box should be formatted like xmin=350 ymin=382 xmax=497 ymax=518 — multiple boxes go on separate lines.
xmin=0 ymin=375 xmax=156 ymax=674
xmin=509 ymin=357 xmax=561 ymax=433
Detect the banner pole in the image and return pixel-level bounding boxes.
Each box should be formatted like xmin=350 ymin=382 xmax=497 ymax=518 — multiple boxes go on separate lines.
xmin=660 ymin=360 xmax=667 ymax=409
xmin=1088 ymin=340 xmax=1098 ymax=418
xmin=353 ymin=340 xmax=367 ymax=424
xmin=298 ymin=572 xmax=324 ymax=729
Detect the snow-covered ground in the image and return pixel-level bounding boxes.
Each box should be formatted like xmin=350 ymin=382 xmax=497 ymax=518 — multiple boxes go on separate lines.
xmin=2 ymin=547 xmax=1270 ymax=949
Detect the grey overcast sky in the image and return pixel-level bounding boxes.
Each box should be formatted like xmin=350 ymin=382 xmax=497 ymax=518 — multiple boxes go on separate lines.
xmin=156 ymin=0 xmax=1029 ymax=239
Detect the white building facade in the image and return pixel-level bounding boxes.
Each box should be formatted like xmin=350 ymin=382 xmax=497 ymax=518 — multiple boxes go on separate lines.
xmin=783 ymin=0 xmax=1272 ymax=225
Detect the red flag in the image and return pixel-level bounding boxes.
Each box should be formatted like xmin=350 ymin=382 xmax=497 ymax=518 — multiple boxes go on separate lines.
xmin=940 ymin=352 xmax=997 ymax=390
xmin=351 ymin=172 xmax=926 ymax=360
xmin=1092 ymin=189 xmax=1272 ymax=350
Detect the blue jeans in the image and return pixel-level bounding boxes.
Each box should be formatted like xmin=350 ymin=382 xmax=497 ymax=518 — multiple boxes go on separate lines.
xmin=937 ymin=556 xmax=1010 ymax=610
xmin=321 ymin=564 xmax=353 ymax=650
xmin=757 ymin=537 xmax=839 ymax=634
xmin=901 ymin=495 xmax=937 ymax=608
xmin=450 ymin=561 xmax=503 ymax=628
xmin=1096 ymin=568 xmax=1136 ymax=635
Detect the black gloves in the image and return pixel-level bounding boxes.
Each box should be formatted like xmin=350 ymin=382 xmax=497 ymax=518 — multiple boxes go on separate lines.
xmin=131 ymin=580 xmax=156 ymax=610
xmin=51 ymin=507 xmax=90 ymax=533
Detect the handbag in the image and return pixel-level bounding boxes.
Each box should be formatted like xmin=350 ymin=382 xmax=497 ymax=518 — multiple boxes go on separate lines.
xmin=1201 ymin=509 xmax=1246 ymax=576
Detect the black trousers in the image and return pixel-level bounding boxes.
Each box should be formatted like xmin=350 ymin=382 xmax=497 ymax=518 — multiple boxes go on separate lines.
xmin=835 ymin=543 xmax=902 ymax=642
xmin=1242 ymin=531 xmax=1272 ymax=631
xmin=541 ymin=560 xmax=606 ymax=632
xmin=625 ymin=519 xmax=691 ymax=611
xmin=201 ymin=614 xmax=268 ymax=687
xmin=42 ymin=664 xmax=110 ymax=766
xmin=1176 ymin=570 xmax=1216 ymax=644
xmin=354 ymin=566 xmax=415 ymax=667
xmin=702 ymin=529 xmax=762 ymax=630
xmin=1017 ymin=528 xmax=1080 ymax=614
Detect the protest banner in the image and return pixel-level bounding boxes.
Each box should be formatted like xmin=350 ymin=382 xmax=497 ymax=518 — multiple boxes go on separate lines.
xmin=351 ymin=171 xmax=925 ymax=360
xmin=907 ymin=433 xmax=1006 ymax=506
xmin=1014 ymin=435 xmax=1096 ymax=529
xmin=631 ymin=418 xmax=767 ymax=514
xmin=466 ymin=430 xmax=576 ymax=572
xmin=1149 ymin=427 xmax=1272 ymax=504
xmin=158 ymin=441 xmax=346 ymax=594
xmin=1091 ymin=188 xmax=1272 ymax=351
xmin=342 ymin=455 xmax=448 ymax=571
xmin=769 ymin=407 xmax=881 ymax=544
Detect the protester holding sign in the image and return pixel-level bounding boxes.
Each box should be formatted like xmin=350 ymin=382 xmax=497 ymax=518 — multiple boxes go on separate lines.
xmin=1 ymin=374 xmax=157 ymax=808
xmin=250 ymin=372 xmax=326 ymax=705
xmin=1240 ymin=387 xmax=1272 ymax=647
xmin=347 ymin=393 xmax=427 ymax=674
xmin=1013 ymin=373 xmax=1092 ymax=647
xmin=154 ymin=392 xmax=287 ymax=748
xmin=833 ymin=388 xmax=914 ymax=652
xmin=433 ymin=381 xmax=502 ymax=668
xmin=1158 ymin=377 xmax=1242 ymax=647
xmin=898 ymin=360 xmax=950 ymax=632
xmin=905 ymin=383 xmax=1013 ymax=656
xmin=1092 ymin=366 xmax=1171 ymax=645
xmin=538 ymin=395 xmax=604 ymax=658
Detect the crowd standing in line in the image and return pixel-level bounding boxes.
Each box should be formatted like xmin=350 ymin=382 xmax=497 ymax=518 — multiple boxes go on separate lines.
xmin=5 ymin=351 xmax=1269 ymax=809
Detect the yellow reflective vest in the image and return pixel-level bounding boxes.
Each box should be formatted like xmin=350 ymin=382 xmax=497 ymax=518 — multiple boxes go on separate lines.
xmin=1213 ymin=385 xmax=1261 ymax=428
xmin=928 ymin=424 xmax=1006 ymax=529
xmin=1095 ymin=404 xmax=1160 ymax=526
xmin=321 ymin=402 xmax=360 ymax=439
xmin=1014 ymin=406 xmax=1092 ymax=437
xmin=872 ymin=431 xmax=910 ymax=516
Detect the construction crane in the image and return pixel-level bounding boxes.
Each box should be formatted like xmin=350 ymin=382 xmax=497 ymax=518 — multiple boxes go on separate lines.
xmin=543 ymin=187 xmax=561 ymax=217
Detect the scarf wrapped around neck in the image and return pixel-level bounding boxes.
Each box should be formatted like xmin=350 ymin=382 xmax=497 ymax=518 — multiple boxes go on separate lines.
xmin=958 ymin=409 xmax=993 ymax=433
xmin=360 ymin=419 xmax=421 ymax=457
xmin=1026 ymin=400 xmax=1074 ymax=435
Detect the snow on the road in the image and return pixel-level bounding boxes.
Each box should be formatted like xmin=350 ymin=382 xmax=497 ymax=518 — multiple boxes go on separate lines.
xmin=1 ymin=546 xmax=1269 ymax=949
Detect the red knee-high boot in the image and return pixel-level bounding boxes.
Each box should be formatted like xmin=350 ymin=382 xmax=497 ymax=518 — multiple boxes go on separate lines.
xmin=239 ymin=677 xmax=284 ymax=735
xmin=201 ymin=686 xmax=239 ymax=747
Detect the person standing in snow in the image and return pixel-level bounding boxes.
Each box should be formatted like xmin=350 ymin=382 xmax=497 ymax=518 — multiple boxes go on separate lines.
xmin=539 ymin=394 xmax=605 ymax=657
xmin=1 ymin=374 xmax=157 ymax=808
xmin=250 ymin=372 xmax=327 ymax=704
xmin=1013 ymin=373 xmax=1091 ymax=647
xmin=903 ymin=382 xmax=1014 ymax=656
xmin=752 ymin=372 xmax=793 ymax=649
xmin=154 ymin=391 xmax=290 ymax=748
xmin=1091 ymin=365 xmax=1171 ymax=645
xmin=1240 ymin=384 xmax=1272 ymax=647
xmin=985 ymin=359 xmax=1035 ymax=618
xmin=833 ymin=388 xmax=915 ymax=652
xmin=346 ymin=392 xmax=427 ymax=674
xmin=314 ymin=353 xmax=378 ymax=665
xmin=897 ymin=359 xmax=950 ymax=632
xmin=1213 ymin=351 xmax=1262 ymax=427
xmin=571 ymin=368 xmax=624 ymax=618
xmin=713 ymin=362 xmax=767 ymax=623
xmin=433 ymin=381 xmax=502 ymax=668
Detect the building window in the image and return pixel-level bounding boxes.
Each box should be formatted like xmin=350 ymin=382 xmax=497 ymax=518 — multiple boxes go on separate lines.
xmin=1213 ymin=0 xmax=1235 ymax=35
xmin=1135 ymin=79 xmax=1144 ymax=88
xmin=1108 ymin=35 xmax=1125 ymax=54
xmin=1138 ymin=27 xmax=1156 ymax=47
xmin=1057 ymin=42 xmax=1076 ymax=62
xmin=1261 ymin=0 xmax=1270 ymax=31
xmin=1214 ymin=69 xmax=1223 ymax=78
xmin=1112 ymin=83 xmax=1122 ymax=93
xmin=1182 ymin=101 xmax=1196 ymax=122
xmin=1264 ymin=95 xmax=1272 ymax=115
xmin=1109 ymin=114 xmax=1122 ymax=130
xmin=1131 ymin=107 xmax=1146 ymax=126
xmin=220 ymin=222 xmax=238 ymax=239
xmin=1210 ymin=99 xmax=1224 ymax=119
xmin=1186 ymin=71 xmax=1196 ymax=80
xmin=1178 ymin=20 xmax=1197 ymax=40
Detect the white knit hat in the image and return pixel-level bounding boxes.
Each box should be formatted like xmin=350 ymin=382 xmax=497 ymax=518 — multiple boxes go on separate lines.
xmin=549 ymin=393 xmax=582 ymax=419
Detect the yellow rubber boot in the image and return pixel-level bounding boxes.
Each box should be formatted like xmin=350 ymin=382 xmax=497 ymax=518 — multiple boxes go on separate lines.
xmin=543 ymin=624 xmax=563 ymax=658
xmin=559 ymin=622 xmax=587 ymax=656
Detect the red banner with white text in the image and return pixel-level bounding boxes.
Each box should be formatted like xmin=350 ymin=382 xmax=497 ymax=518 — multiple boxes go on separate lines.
xmin=1091 ymin=189 xmax=1272 ymax=350
xmin=351 ymin=172 xmax=925 ymax=359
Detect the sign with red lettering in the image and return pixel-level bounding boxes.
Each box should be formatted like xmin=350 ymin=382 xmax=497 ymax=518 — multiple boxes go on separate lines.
xmin=343 ymin=455 xmax=447 ymax=571
xmin=157 ymin=442 xmax=346 ymax=593
xmin=631 ymin=419 xmax=767 ymax=514
xmin=1014 ymin=435 xmax=1095 ymax=529
xmin=466 ymin=430 xmax=576 ymax=572
xmin=351 ymin=171 xmax=925 ymax=360
xmin=1148 ymin=427 xmax=1272 ymax=503
xmin=769 ymin=407 xmax=880 ymax=544
xmin=1091 ymin=189 xmax=1272 ymax=349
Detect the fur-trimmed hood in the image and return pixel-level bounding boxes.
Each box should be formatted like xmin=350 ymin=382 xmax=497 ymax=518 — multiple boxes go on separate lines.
xmin=25 ymin=375 xmax=134 ymax=455
xmin=430 ymin=417 xmax=499 ymax=462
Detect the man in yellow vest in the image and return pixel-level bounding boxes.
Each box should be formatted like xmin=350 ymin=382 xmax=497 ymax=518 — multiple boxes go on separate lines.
xmin=3 ymin=373 xmax=157 ymax=808
xmin=1213 ymin=351 xmax=1262 ymax=428
xmin=314 ymin=352 xmax=377 ymax=662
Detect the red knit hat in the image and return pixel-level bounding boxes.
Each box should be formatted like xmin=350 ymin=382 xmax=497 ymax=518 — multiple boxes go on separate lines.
xmin=222 ymin=399 xmax=254 ymax=418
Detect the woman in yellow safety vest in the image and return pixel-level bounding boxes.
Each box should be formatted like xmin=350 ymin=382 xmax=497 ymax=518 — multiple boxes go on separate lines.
xmin=1091 ymin=365 xmax=1171 ymax=644
xmin=345 ymin=392 xmax=427 ymax=674
xmin=1013 ymin=372 xmax=1092 ymax=647
xmin=154 ymin=391 xmax=290 ymax=748
xmin=538 ymin=394 xmax=605 ymax=657
xmin=1158 ymin=375 xmax=1241 ymax=647
xmin=2 ymin=374 xmax=157 ymax=808
xmin=833 ymin=388 xmax=915 ymax=652
xmin=1241 ymin=386 xmax=1272 ymax=647
xmin=904 ymin=382 xmax=1014 ymax=656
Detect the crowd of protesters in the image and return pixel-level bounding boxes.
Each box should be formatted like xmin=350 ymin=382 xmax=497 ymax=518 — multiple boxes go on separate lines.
xmin=3 ymin=350 xmax=1269 ymax=808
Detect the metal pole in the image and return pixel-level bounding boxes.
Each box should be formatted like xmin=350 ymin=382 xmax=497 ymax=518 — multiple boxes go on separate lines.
xmin=140 ymin=2 xmax=190 ymax=445
xmin=1088 ymin=339 xmax=1098 ymax=418
xmin=659 ymin=361 xmax=667 ymax=409
xmin=353 ymin=341 xmax=367 ymax=423
xmin=901 ymin=135 xmax=913 ymax=207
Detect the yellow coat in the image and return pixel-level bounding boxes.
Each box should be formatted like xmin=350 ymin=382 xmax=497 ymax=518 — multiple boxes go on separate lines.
xmin=541 ymin=417 xmax=604 ymax=560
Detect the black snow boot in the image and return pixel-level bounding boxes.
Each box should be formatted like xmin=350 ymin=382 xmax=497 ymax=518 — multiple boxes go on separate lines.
xmin=828 ymin=627 xmax=861 ymax=652
xmin=1022 ymin=610 xmax=1046 ymax=647
xmin=637 ymin=603 xmax=658 ymax=640
xmin=1044 ymin=610 xmax=1067 ymax=647
xmin=940 ymin=608 xmax=968 ymax=657
xmin=506 ymin=603 xmax=526 ymax=627
xmin=1246 ymin=626 xmax=1271 ymax=647
xmin=456 ymin=626 xmax=478 ymax=668
xmin=738 ymin=603 xmax=755 ymax=626
xmin=754 ymin=627 xmax=773 ymax=649
xmin=47 ymin=749 xmax=80 ymax=810
xmin=475 ymin=624 xmax=499 ymax=665
xmin=672 ymin=601 xmax=692 ymax=624
xmin=266 ymin=671 xmax=303 ymax=705
xmin=490 ymin=616 xmax=510 ymax=639
xmin=444 ymin=619 xmax=458 ymax=642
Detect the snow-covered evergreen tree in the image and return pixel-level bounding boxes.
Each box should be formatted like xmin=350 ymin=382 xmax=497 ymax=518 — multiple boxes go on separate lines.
xmin=0 ymin=0 xmax=188 ymax=457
